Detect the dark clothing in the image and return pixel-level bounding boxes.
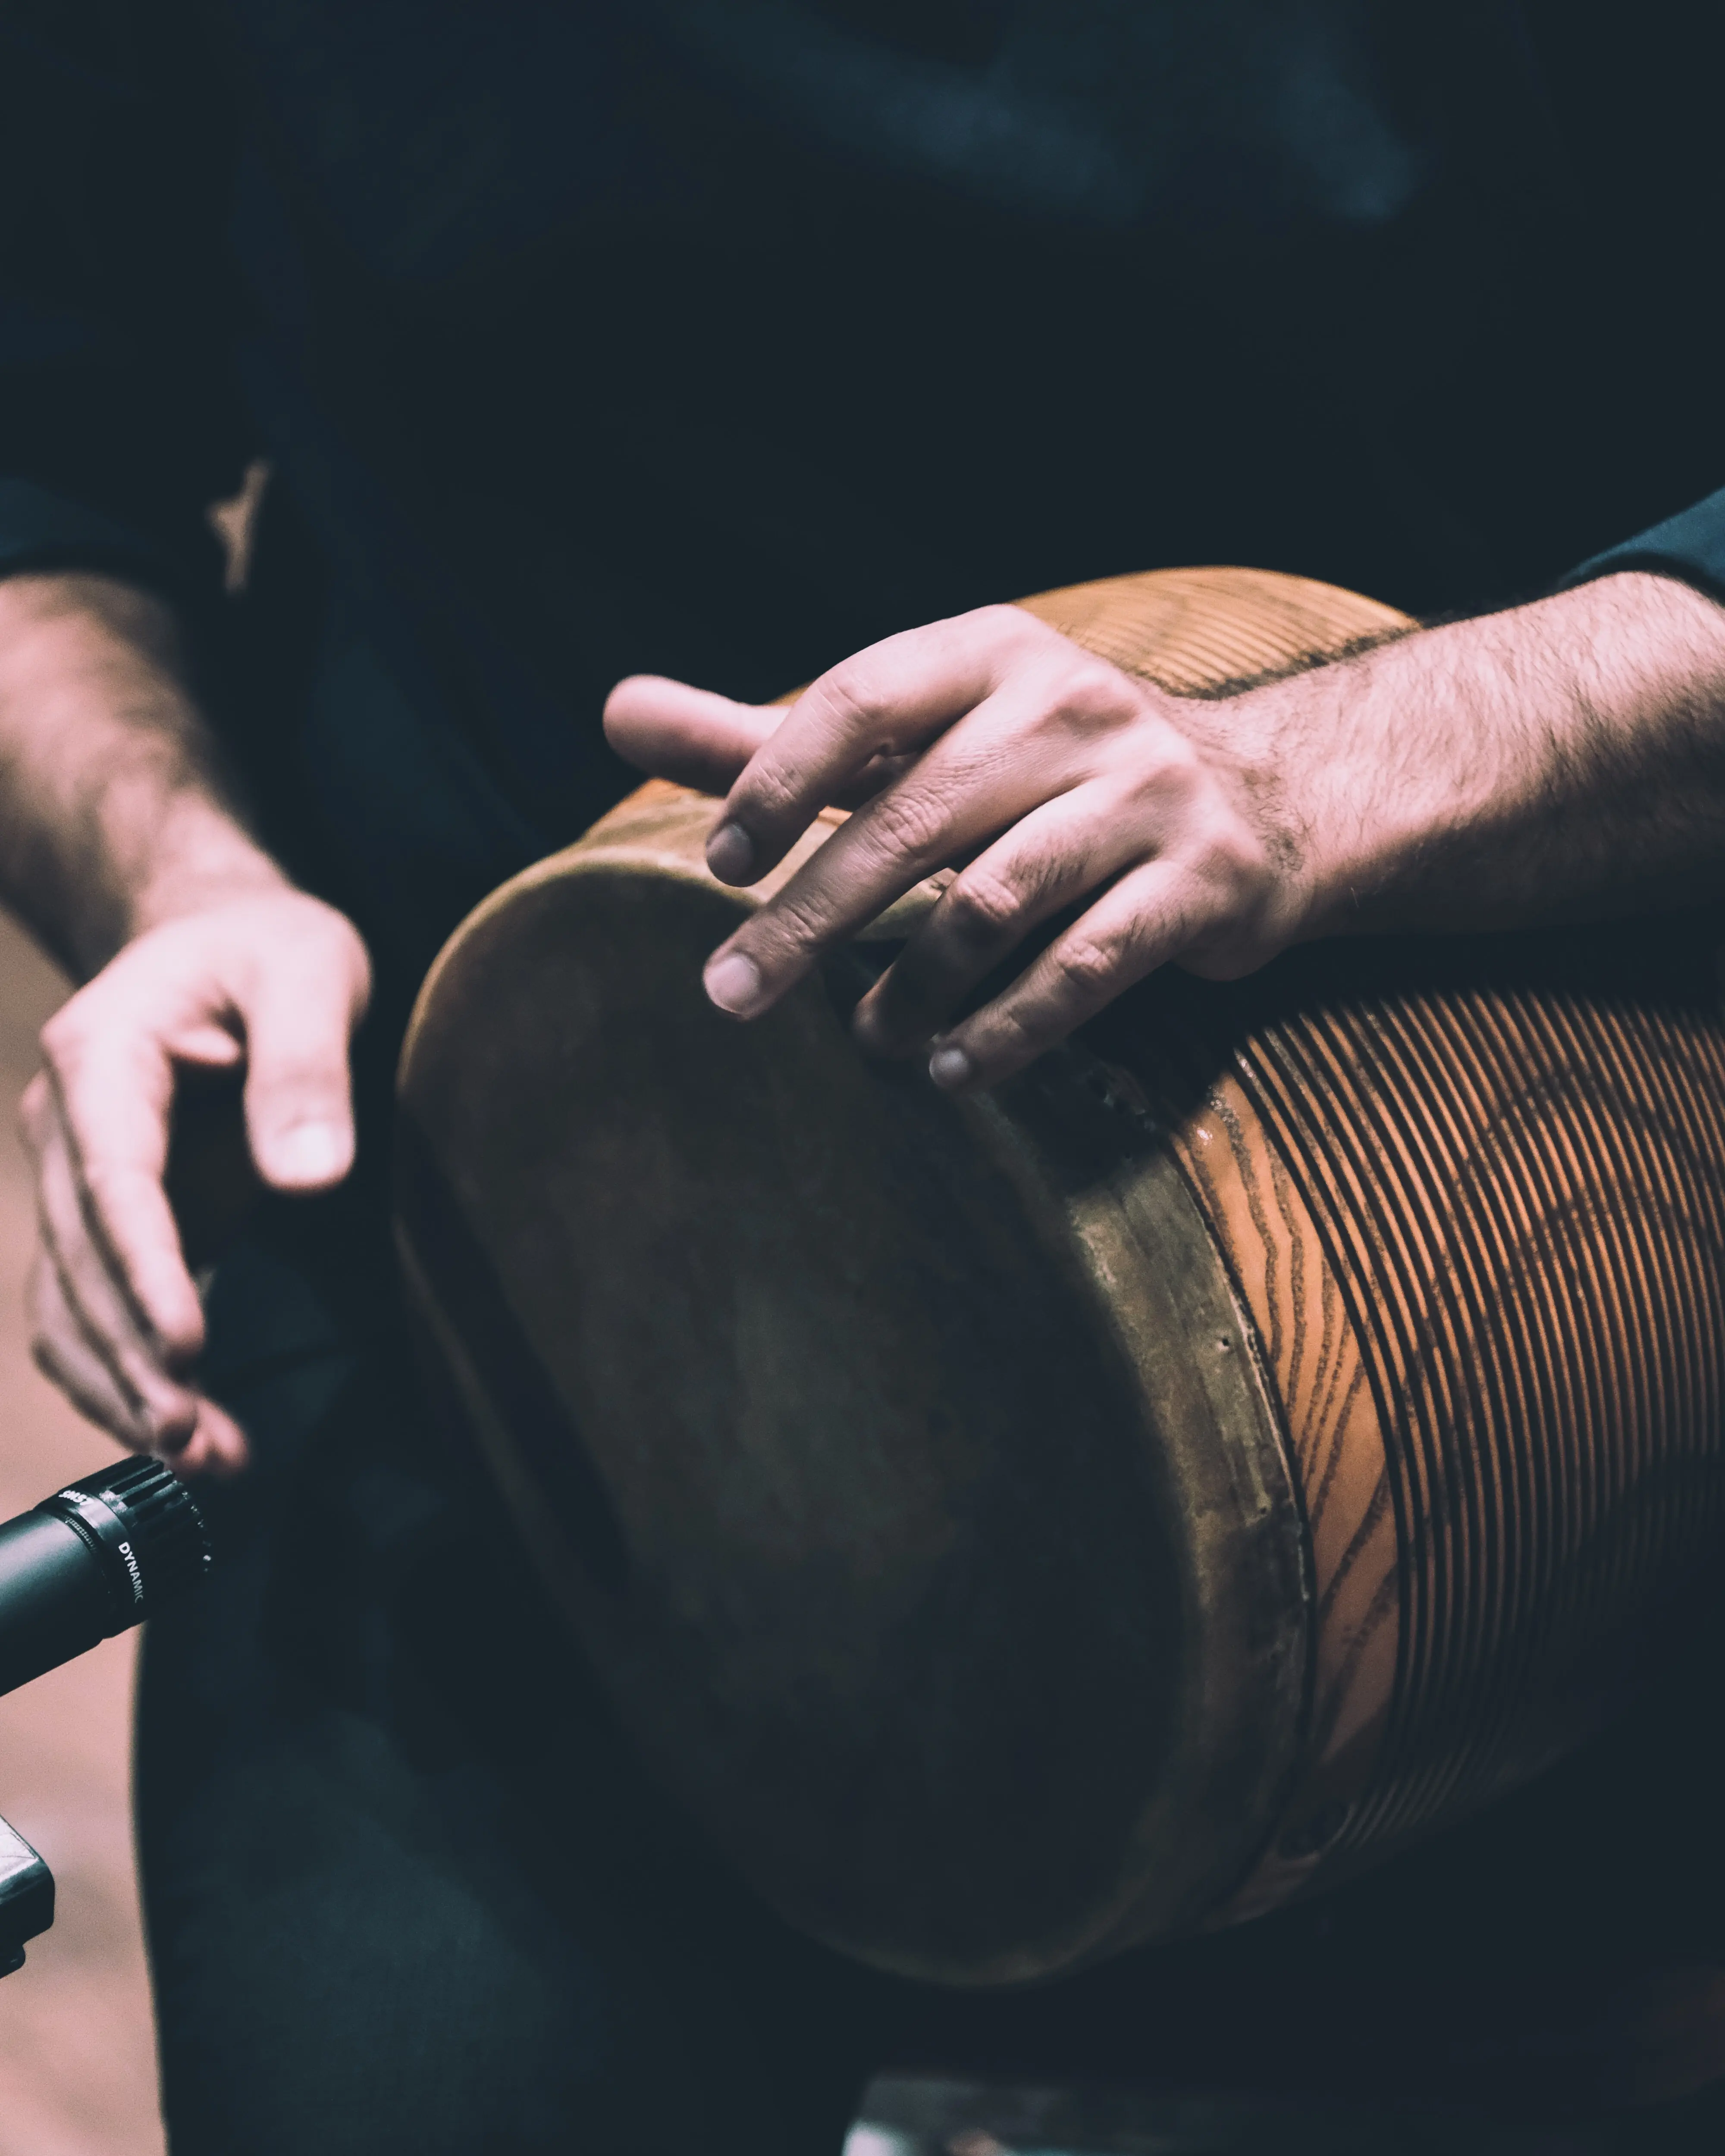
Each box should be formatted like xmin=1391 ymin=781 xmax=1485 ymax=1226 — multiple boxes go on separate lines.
xmin=135 ymin=1193 xmax=891 ymax=2156
xmin=4 ymin=3 xmax=1725 ymax=998
xmin=6 ymin=4 xmax=1725 ymax=2150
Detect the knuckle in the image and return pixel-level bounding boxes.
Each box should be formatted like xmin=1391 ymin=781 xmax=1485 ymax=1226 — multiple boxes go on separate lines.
xmin=942 ymin=866 xmax=1024 ymax=943
xmin=816 ymin=665 xmax=879 ymax=727
xmin=1126 ymin=732 xmax=1203 ymax=801
xmin=38 ymin=1005 xmax=87 ymax=1071
xmin=992 ymin=997 xmax=1044 ymax=1050
xmin=973 ymin=602 xmax=1036 ymax=642
xmin=966 ymin=995 xmax=1049 ymax=1071
xmin=1057 ymin=658 xmax=1139 ymax=727
xmin=739 ymin=756 xmax=807 ymax=825
xmin=753 ymin=890 xmax=834 ymax=959
xmin=1195 ymin=814 xmax=1273 ymax=894
xmin=865 ymin=785 xmax=950 ymax=863
xmin=802 ymin=666 xmax=889 ymax=757
xmin=1050 ymin=933 xmax=1120 ymax=997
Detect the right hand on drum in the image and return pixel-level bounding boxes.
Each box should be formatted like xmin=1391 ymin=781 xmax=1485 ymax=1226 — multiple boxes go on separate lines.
xmin=607 ymin=604 xmax=1330 ymax=1088
xmin=20 ymin=887 xmax=370 ymax=1476
xmin=605 ymin=572 xmax=1725 ymax=1092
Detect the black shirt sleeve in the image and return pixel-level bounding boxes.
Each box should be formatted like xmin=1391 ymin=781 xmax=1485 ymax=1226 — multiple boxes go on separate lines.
xmin=1561 ymin=486 xmax=1725 ymax=606
xmin=0 ymin=0 xmax=248 ymax=609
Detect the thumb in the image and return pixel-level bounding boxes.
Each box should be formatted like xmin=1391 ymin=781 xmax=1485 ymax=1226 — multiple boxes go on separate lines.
xmin=235 ymin=918 xmax=367 ymax=1192
xmin=604 ymin=675 xmax=784 ymax=796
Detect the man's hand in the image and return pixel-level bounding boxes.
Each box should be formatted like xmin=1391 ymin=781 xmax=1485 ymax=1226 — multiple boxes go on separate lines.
xmin=0 ymin=571 xmax=371 ymax=1475
xmin=609 ymin=606 xmax=1296 ymax=1090
xmin=19 ymin=887 xmax=370 ymax=1476
xmin=605 ymin=573 xmax=1725 ymax=1089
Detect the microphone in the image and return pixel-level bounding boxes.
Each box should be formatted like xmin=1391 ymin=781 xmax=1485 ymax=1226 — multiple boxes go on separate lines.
xmin=0 ymin=1456 xmax=212 ymax=1974
xmin=0 ymin=1455 xmax=212 ymax=1698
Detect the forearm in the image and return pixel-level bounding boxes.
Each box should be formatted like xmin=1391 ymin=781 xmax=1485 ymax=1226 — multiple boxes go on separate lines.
xmin=0 ymin=572 xmax=285 ymax=979
xmin=1273 ymin=570 xmax=1725 ymax=939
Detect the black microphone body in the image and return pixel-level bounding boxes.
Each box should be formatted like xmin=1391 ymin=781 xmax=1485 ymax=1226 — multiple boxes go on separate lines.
xmin=0 ymin=1455 xmax=209 ymax=1697
xmin=0 ymin=1507 xmax=120 ymax=1697
xmin=0 ymin=1455 xmax=211 ymax=1970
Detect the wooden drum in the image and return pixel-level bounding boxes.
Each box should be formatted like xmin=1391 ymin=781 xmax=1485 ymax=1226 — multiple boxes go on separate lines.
xmin=395 ymin=568 xmax=1725 ymax=1987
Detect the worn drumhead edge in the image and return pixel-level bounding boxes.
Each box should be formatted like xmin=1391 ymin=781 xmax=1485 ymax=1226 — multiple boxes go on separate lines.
xmin=395 ymin=568 xmax=1408 ymax=1983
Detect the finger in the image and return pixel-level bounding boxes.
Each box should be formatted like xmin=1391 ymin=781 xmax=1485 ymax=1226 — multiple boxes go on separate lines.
xmin=28 ymin=1242 xmax=164 ymax=1450
xmin=602 ymin=677 xmax=914 ymax=814
xmin=927 ymin=859 xmax=1208 ymax=1091
xmin=237 ymin=931 xmax=368 ymax=1191
xmin=31 ymin=1090 xmax=202 ymax=1443
xmin=175 ymin=1395 xmax=249 ymax=1480
xmin=850 ymin=780 xmax=1152 ymax=1056
xmin=702 ymin=667 xmax=1086 ymax=1019
xmin=706 ymin=605 xmax=1043 ymax=885
xmin=31 ymin=1082 xmax=245 ymax=1472
xmin=39 ymin=1024 xmax=209 ymax=1378
xmin=602 ymin=677 xmax=786 ymax=796
xmin=31 ymin=1238 xmax=246 ymax=1476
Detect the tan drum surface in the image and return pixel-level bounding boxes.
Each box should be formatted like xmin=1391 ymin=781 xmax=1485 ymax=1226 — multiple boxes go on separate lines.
xmin=395 ymin=567 xmax=1725 ymax=1986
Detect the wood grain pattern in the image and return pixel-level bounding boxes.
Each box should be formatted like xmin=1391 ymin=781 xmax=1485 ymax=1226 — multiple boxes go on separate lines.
xmin=1165 ymin=1068 xmax=1396 ymax=1918
xmin=1238 ymin=978 xmax=1725 ymax=1869
xmin=1013 ymin=565 xmax=1407 ymax=691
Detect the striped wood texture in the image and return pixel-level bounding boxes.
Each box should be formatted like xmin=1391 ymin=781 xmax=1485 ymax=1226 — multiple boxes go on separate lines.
xmin=1027 ymin=568 xmax=1725 ymax=1913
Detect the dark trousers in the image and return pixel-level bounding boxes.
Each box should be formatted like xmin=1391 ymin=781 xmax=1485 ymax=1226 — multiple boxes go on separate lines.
xmin=135 ymin=1188 xmax=903 ymax=2156
xmin=131 ymin=1177 xmax=1725 ymax=2155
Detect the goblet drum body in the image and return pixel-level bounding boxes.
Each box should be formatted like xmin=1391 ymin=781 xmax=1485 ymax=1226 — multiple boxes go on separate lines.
xmin=395 ymin=568 xmax=1725 ymax=1985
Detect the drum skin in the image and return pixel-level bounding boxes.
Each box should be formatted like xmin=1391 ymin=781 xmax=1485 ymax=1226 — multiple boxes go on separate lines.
xmin=395 ymin=567 xmax=1725 ymax=1985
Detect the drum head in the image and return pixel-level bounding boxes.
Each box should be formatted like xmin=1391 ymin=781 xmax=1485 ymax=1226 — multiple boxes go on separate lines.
xmin=398 ymin=855 xmax=1212 ymax=1978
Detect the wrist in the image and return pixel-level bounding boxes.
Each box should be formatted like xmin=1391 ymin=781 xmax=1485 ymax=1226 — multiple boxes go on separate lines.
xmin=121 ymin=802 xmax=293 ymax=947
xmin=1250 ymin=570 xmax=1725 ymax=943
xmin=0 ymin=571 xmax=288 ymax=975
xmin=1257 ymin=624 xmax=1521 ymax=940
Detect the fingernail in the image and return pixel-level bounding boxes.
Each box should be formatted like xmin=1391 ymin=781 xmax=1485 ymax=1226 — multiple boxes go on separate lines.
xmin=704 ymin=951 xmax=765 ymax=1017
xmin=706 ymin=821 xmax=756 ymax=884
xmin=929 ymin=1045 xmax=974 ymax=1091
xmin=271 ymin=1119 xmax=348 ymax=1184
